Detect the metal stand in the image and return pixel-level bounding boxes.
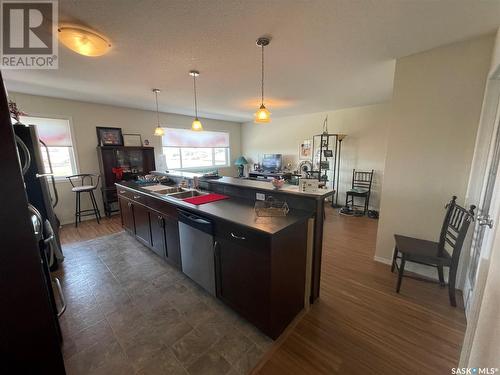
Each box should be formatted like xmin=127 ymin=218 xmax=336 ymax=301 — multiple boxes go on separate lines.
xmin=312 ymin=132 xmax=346 ymax=208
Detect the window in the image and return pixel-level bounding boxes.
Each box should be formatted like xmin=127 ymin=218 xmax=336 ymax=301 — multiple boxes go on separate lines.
xmin=161 ymin=128 xmax=230 ymax=170
xmin=19 ymin=116 xmax=77 ymax=178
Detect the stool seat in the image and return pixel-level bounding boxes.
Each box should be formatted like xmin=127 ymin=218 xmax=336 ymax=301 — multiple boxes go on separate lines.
xmin=71 ymin=185 xmax=95 ymax=192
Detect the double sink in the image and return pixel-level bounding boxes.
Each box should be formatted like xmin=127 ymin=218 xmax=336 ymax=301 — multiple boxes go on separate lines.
xmin=141 ymin=184 xmax=207 ymax=200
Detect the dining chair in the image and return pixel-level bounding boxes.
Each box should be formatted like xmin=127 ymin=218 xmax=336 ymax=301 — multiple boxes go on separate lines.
xmin=391 ymin=196 xmax=475 ymax=306
xmin=345 ymin=169 xmax=374 ymax=214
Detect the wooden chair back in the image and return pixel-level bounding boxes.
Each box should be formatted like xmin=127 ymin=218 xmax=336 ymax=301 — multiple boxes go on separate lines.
xmin=438 ymin=196 xmax=476 ymax=269
xmin=351 ymin=169 xmax=374 ymax=191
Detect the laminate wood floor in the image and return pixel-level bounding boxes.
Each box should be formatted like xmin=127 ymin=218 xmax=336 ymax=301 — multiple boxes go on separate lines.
xmin=60 ymin=208 xmax=466 ymax=374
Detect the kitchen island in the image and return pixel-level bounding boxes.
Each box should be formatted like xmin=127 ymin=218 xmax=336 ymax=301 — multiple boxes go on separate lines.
xmin=116 ymin=176 xmax=333 ymax=339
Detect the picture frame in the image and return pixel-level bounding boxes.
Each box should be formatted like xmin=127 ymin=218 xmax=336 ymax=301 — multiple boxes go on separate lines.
xmin=299 ymin=140 xmax=312 ymax=160
xmin=323 ymin=149 xmax=333 ymax=157
xmin=96 ymin=126 xmax=123 ymax=146
xmin=123 ymin=133 xmax=143 ymax=147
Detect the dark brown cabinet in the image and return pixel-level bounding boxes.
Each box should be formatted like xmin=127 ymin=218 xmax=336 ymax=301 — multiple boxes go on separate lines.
xmin=117 ymin=187 xmax=181 ymax=269
xmin=118 ymin=196 xmax=134 ymax=233
xmin=133 ymin=203 xmax=151 ymax=246
xmin=97 ymin=146 xmax=155 ymax=217
xmin=215 ymin=236 xmax=270 ymax=330
xmin=150 ymin=211 xmax=166 ymax=258
xmin=215 ymin=219 xmax=307 ymax=339
xmin=164 ymin=215 xmax=182 ymax=267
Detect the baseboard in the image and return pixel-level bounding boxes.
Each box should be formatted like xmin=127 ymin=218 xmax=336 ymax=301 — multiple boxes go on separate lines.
xmin=58 ymin=211 xmax=119 ymax=226
xmin=373 ymin=255 xmax=392 ymax=265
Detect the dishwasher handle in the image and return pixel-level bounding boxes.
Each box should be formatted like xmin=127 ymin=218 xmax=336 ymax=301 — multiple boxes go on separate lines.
xmin=178 ymin=210 xmax=213 ymax=234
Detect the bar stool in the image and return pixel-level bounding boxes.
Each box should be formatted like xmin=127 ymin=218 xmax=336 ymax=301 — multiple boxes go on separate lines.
xmin=66 ymin=174 xmax=101 ymax=227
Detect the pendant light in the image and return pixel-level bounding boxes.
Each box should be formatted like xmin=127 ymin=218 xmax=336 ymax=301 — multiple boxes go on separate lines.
xmin=189 ymin=70 xmax=203 ymax=131
xmin=254 ymin=37 xmax=271 ymax=123
xmin=152 ymin=88 xmax=164 ymax=136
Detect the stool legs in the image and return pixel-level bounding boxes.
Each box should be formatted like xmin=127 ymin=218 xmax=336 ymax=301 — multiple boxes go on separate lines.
xmin=89 ymin=190 xmax=101 ymax=223
xmin=73 ymin=190 xmax=101 ymax=227
xmin=74 ymin=191 xmax=80 ymax=227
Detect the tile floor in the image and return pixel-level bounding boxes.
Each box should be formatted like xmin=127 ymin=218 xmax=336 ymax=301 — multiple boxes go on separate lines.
xmin=55 ymin=231 xmax=272 ymax=375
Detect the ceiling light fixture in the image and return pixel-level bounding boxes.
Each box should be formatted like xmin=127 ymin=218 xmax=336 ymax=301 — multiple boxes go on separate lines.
xmin=189 ymin=70 xmax=203 ymax=131
xmin=58 ymin=26 xmax=111 ymax=57
xmin=254 ymin=36 xmax=271 ymax=123
xmin=152 ymin=89 xmax=164 ymax=137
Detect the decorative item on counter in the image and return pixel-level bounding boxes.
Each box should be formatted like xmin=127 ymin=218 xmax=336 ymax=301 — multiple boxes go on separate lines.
xmin=97 ymin=126 xmax=124 ymax=146
xmin=271 ymin=177 xmax=285 ymax=189
xmin=299 ymin=178 xmax=320 ymax=193
xmin=8 ymin=100 xmax=27 ymax=122
xmin=298 ymin=160 xmax=313 ymax=178
xmin=255 ymin=196 xmax=289 ymax=217
xmin=201 ymin=170 xmax=221 ymax=179
xmin=299 ymin=139 xmax=312 ymax=160
xmin=112 ymin=167 xmax=124 ymax=180
xmin=123 ymin=133 xmax=142 ymax=147
xmin=234 ymin=156 xmax=248 ymax=178
xmin=253 ymin=163 xmax=261 ymax=172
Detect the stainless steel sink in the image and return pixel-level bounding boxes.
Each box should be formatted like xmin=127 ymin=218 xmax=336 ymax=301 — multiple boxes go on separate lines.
xmin=168 ymin=190 xmax=207 ymax=199
xmin=155 ymin=187 xmax=185 ymax=195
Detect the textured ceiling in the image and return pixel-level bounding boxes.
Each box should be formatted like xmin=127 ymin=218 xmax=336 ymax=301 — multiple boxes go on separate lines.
xmin=4 ymin=0 xmax=500 ymax=122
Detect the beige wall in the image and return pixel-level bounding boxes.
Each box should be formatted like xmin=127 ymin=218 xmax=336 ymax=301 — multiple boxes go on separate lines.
xmin=241 ymin=103 xmax=391 ymax=209
xmin=11 ymin=92 xmax=241 ymax=225
xmin=375 ymin=34 xmax=494 ymax=272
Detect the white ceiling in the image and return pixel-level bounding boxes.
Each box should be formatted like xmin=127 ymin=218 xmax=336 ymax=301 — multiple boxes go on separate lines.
xmin=4 ymin=0 xmax=500 ymax=122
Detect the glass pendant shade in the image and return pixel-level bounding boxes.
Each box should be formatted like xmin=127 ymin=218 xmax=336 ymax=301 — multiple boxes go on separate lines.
xmin=254 ymin=104 xmax=271 ymax=123
xmin=58 ymin=27 xmax=111 ymax=57
xmin=154 ymin=126 xmax=164 ymax=136
xmin=191 ymin=118 xmax=203 ymax=131
xmin=152 ymin=88 xmax=163 ymax=136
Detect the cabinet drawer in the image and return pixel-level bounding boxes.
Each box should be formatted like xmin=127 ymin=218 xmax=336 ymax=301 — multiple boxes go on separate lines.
xmin=146 ymin=196 xmax=178 ymax=217
xmin=214 ymin=220 xmax=270 ymax=250
xmin=116 ymin=187 xmax=134 ymax=200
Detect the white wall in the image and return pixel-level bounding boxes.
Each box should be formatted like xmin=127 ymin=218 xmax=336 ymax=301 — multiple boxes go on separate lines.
xmin=375 ymin=34 xmax=494 ymax=276
xmin=11 ymin=92 xmax=241 ymax=225
xmin=241 ymin=103 xmax=391 ymax=209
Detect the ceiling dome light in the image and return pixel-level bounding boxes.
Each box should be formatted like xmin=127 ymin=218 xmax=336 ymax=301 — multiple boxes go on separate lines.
xmin=254 ymin=37 xmax=271 ymax=123
xmin=152 ymin=88 xmax=164 ymax=137
xmin=189 ymin=70 xmax=203 ymax=131
xmin=58 ymin=26 xmax=111 ymax=57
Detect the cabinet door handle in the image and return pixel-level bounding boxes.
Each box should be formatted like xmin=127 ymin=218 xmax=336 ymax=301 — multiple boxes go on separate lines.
xmin=230 ymin=232 xmax=246 ymax=240
xmin=158 ymin=215 xmax=164 ymax=227
xmin=133 ymin=195 xmax=141 ymax=199
xmin=127 ymin=201 xmax=132 ymax=208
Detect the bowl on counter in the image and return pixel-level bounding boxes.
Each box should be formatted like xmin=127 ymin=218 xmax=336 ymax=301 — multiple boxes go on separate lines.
xmin=271 ymin=178 xmax=285 ymax=189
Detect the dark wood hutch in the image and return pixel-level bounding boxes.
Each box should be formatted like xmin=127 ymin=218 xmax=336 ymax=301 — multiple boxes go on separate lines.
xmin=97 ymin=146 xmax=155 ymax=216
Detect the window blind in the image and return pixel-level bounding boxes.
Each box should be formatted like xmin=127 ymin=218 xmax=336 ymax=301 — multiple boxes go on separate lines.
xmin=162 ymin=128 xmax=229 ymax=148
xmin=20 ymin=116 xmax=73 ymax=147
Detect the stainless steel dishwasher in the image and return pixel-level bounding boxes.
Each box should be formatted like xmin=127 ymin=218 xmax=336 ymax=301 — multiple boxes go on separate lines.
xmin=178 ymin=209 xmax=216 ymax=296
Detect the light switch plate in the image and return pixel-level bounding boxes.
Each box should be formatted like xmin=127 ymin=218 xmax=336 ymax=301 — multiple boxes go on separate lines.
xmin=256 ymin=193 xmax=265 ymax=201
